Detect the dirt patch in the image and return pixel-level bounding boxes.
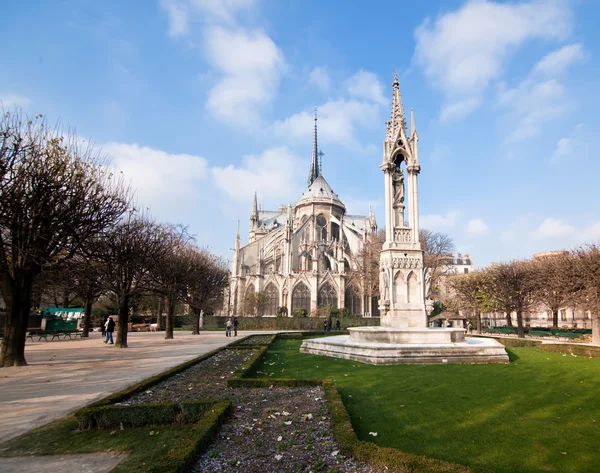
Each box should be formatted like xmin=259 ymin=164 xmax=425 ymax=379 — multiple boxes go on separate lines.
xmin=0 ymin=453 xmax=127 ymax=473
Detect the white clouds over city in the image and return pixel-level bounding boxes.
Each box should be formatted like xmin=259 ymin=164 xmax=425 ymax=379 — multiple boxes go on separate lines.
xmin=414 ymin=0 xmax=571 ymax=121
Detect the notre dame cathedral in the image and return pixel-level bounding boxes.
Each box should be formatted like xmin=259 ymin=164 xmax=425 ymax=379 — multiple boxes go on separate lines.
xmin=229 ymin=113 xmax=378 ymax=317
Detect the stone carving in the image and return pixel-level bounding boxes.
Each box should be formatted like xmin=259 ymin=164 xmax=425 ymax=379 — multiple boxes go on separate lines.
xmin=394 ymin=228 xmax=411 ymax=243
xmin=381 ymin=257 xmax=421 ymax=269
xmin=392 ymin=165 xmax=405 ymax=205
xmin=380 ymin=269 xmax=389 ymax=300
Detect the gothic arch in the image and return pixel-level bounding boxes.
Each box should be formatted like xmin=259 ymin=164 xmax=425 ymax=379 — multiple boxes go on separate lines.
xmin=318 ymin=283 xmax=338 ymax=309
xmin=291 ymin=282 xmax=311 ymax=314
xmin=344 ymin=284 xmax=361 ymax=315
xmin=244 ymin=284 xmax=256 ymax=315
xmin=393 ymin=270 xmax=405 ymax=305
xmin=407 ymin=271 xmax=418 ymax=304
xmin=263 ymin=283 xmax=279 ymax=316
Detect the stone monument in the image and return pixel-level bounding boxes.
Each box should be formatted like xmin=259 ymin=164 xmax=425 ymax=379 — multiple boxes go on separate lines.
xmin=300 ymin=72 xmax=508 ymax=364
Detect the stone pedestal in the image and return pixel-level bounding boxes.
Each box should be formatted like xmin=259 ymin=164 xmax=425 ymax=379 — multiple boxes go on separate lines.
xmin=300 ymin=332 xmax=508 ymax=365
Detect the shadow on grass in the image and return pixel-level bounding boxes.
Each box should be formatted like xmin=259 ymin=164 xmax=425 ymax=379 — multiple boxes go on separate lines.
xmin=505 ymin=348 xmax=519 ymax=362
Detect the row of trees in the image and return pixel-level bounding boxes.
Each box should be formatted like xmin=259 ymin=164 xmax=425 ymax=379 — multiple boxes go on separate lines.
xmin=0 ymin=110 xmax=228 ymax=367
xmin=447 ymin=248 xmax=600 ymax=344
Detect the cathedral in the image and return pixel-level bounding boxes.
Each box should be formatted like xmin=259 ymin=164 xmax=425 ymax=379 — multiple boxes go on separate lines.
xmin=229 ymin=113 xmax=378 ymax=317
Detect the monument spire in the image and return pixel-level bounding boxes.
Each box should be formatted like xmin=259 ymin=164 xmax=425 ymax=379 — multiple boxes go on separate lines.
xmin=308 ymin=108 xmax=320 ymax=186
xmin=387 ymin=70 xmax=407 ymax=143
xmin=250 ymin=191 xmax=258 ymax=224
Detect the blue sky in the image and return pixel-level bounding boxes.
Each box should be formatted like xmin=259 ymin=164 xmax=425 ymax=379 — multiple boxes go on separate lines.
xmin=2 ymin=0 xmax=599 ymax=267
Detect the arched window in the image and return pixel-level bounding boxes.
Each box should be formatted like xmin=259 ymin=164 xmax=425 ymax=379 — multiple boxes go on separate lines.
xmin=263 ymin=284 xmax=279 ymax=316
xmin=316 ymin=214 xmax=327 ymax=242
xmin=344 ymin=285 xmax=361 ymax=315
xmin=292 ymin=283 xmax=311 ymax=313
xmin=318 ymin=283 xmax=338 ymax=309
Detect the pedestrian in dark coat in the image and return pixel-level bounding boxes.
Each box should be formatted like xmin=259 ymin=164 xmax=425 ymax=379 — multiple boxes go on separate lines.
xmin=104 ymin=317 xmax=115 ymax=344
xmin=233 ymin=317 xmax=239 ymax=336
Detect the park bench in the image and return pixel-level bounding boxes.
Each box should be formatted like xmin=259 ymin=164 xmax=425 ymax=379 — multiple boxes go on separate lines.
xmin=27 ymin=329 xmax=83 ymax=341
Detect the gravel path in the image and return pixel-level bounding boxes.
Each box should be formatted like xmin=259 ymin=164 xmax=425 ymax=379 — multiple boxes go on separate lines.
xmin=120 ymin=347 xmax=376 ymax=472
xmin=194 ymin=386 xmax=376 ymax=473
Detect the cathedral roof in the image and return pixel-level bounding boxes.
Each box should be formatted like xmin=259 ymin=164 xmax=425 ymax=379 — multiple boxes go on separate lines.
xmin=295 ymin=174 xmax=345 ymax=209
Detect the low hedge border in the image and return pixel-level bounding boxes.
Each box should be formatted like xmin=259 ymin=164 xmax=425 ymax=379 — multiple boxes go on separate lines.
xmin=321 ymin=380 xmax=474 ymax=473
xmin=227 ymin=345 xmax=269 ymax=384
xmin=229 ymin=334 xmax=277 ymax=346
xmin=159 ymin=401 xmax=232 ymax=473
xmin=76 ymin=400 xmax=220 ymax=431
xmin=538 ymin=343 xmax=600 ymax=358
xmin=83 ymin=346 xmax=228 ymax=410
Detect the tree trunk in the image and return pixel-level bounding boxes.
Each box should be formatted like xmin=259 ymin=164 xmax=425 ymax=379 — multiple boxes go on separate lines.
xmin=592 ymin=313 xmax=600 ymax=345
xmin=516 ymin=310 xmax=525 ymax=338
xmin=165 ymin=294 xmax=175 ymax=340
xmin=156 ymin=297 xmax=164 ymax=331
xmin=115 ymin=295 xmax=129 ymax=348
xmin=505 ymin=311 xmax=512 ymax=327
xmin=192 ymin=307 xmax=201 ymax=335
xmin=82 ymin=294 xmax=93 ymax=337
xmin=475 ymin=308 xmax=482 ymax=333
xmin=0 ymin=271 xmax=34 ymax=367
xmin=552 ymin=309 xmax=559 ymax=329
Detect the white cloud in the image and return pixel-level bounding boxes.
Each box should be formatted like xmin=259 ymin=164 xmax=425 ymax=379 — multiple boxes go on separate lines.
xmin=0 ymin=93 xmax=31 ymax=108
xmin=309 ymin=67 xmax=331 ymax=92
xmin=581 ymin=222 xmax=600 ymax=243
xmin=552 ymin=123 xmax=584 ymax=162
xmin=414 ymin=0 xmax=571 ymax=120
xmin=465 ymin=218 xmax=489 ymax=237
xmin=103 ymin=143 xmax=208 ymax=208
xmin=203 ymin=26 xmax=285 ymax=126
xmin=533 ymin=43 xmax=585 ymax=76
xmin=191 ymin=0 xmax=256 ymax=23
xmin=440 ymin=96 xmax=481 ymax=122
xmin=532 ymin=218 xmax=575 ymax=239
xmin=420 ymin=210 xmax=459 ymax=230
xmin=212 ymin=147 xmax=302 ymax=203
xmin=499 ymin=78 xmax=568 ymax=143
xmin=500 ymin=230 xmax=515 ymax=242
xmin=345 ymin=69 xmax=387 ymax=105
xmin=272 ymin=98 xmax=379 ymax=151
xmin=160 ymin=0 xmax=190 ymax=37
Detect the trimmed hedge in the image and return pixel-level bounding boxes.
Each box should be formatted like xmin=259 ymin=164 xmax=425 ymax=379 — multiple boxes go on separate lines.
xmin=83 ymin=346 xmax=227 ymax=410
xmin=202 ymin=315 xmax=380 ymax=331
xmin=537 ymin=343 xmax=600 ymax=358
xmin=147 ymin=401 xmax=232 ymax=473
xmin=229 ymin=334 xmax=276 ymax=347
xmin=76 ymin=400 xmax=219 ymax=430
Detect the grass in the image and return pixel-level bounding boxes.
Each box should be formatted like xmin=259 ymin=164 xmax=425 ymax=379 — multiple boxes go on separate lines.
xmin=251 ymin=338 xmax=600 ymax=473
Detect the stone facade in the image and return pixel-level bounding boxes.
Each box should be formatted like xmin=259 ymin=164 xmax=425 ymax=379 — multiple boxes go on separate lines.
xmin=229 ymin=113 xmax=378 ymax=317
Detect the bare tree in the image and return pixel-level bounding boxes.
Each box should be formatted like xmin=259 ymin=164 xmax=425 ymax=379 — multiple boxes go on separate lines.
xmin=530 ymin=252 xmax=573 ymax=329
xmin=0 ymin=111 xmax=129 ymax=366
xmin=487 ymin=261 xmax=537 ymax=338
xmin=447 ymin=270 xmax=497 ymax=333
xmin=570 ymin=245 xmax=600 ymax=344
xmin=97 ymin=214 xmax=169 ymax=348
xmin=419 ymin=229 xmax=455 ymax=301
xmin=184 ymin=248 xmax=228 ymax=334
xmin=347 ymin=229 xmax=385 ymax=311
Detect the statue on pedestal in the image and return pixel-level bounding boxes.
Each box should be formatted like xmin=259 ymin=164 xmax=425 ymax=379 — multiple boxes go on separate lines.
xmin=392 ymin=164 xmax=405 ymax=226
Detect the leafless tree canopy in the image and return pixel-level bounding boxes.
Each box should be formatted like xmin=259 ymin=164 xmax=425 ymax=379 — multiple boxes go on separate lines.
xmin=419 ymin=229 xmax=455 ymax=300
xmin=0 ymin=110 xmax=130 ymax=366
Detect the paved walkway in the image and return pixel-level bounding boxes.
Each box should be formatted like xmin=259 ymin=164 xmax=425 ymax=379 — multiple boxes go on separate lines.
xmin=0 ymin=330 xmax=272 ymax=443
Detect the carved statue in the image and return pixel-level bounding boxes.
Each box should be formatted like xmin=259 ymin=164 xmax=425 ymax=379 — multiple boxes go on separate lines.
xmin=380 ymin=269 xmax=389 ymax=300
xmin=392 ymin=164 xmax=405 ymax=205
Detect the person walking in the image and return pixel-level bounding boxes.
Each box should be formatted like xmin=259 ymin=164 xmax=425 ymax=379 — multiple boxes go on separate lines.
xmin=233 ymin=317 xmax=239 ymax=337
xmin=225 ymin=318 xmax=232 ymax=337
xmin=327 ymin=317 xmax=332 ymax=332
xmin=104 ymin=316 xmax=115 ymax=344
xmin=323 ymin=319 xmax=327 ymax=332
xmin=101 ymin=316 xmax=108 ymax=337
xmin=335 ymin=318 xmax=341 ymax=331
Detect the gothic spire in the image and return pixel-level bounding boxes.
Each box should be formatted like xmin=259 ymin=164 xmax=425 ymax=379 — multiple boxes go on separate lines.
xmin=386 ymin=70 xmax=407 ymax=143
xmin=250 ymin=191 xmax=258 ymax=224
xmin=308 ymin=108 xmax=320 ymax=186
xmin=410 ymin=107 xmax=418 ymax=141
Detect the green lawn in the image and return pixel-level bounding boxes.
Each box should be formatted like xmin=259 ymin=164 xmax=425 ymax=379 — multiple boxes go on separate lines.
xmin=251 ymin=339 xmax=600 ymax=473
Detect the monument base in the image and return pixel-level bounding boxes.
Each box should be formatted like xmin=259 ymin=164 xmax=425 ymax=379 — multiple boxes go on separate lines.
xmin=300 ymin=328 xmax=508 ymax=365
